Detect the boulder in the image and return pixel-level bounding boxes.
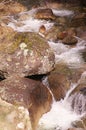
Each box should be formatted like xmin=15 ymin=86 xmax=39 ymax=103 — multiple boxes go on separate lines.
xmin=45 ymin=25 xmax=65 ymax=42
xmin=62 ymin=35 xmax=78 ymax=45
xmin=48 ymin=64 xmax=86 ymax=101
xmin=34 ymin=8 xmax=56 ymax=20
xmin=0 ymin=75 xmax=52 ymax=130
xmin=0 ymin=98 xmax=32 ymax=130
xmin=0 ymin=1 xmax=27 ymax=18
xmin=69 ymin=13 xmax=86 ymax=27
xmin=0 ymin=27 xmax=55 ymax=78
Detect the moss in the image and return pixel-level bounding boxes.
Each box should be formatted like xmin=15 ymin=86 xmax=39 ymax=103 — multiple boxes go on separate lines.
xmin=0 ymin=32 xmax=49 ymax=57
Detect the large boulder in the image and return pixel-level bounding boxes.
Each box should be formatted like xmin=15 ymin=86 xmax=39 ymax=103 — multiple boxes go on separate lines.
xmin=0 ymin=75 xmax=52 ymax=130
xmin=0 ymin=26 xmax=55 ymax=78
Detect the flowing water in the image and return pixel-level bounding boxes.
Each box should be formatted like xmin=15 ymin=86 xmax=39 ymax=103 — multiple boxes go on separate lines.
xmin=7 ymin=8 xmax=86 ymax=130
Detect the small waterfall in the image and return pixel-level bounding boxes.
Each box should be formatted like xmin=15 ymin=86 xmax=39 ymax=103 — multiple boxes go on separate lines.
xmin=39 ymin=75 xmax=86 ymax=130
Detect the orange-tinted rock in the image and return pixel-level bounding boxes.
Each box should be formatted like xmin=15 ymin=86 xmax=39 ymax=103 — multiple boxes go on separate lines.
xmin=34 ymin=8 xmax=56 ymax=20
xmin=39 ymin=25 xmax=46 ymax=34
xmin=0 ymin=75 xmax=52 ymax=130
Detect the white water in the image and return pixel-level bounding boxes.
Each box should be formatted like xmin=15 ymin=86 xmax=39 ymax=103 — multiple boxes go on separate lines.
xmin=7 ymin=8 xmax=54 ymax=32
xmin=48 ymin=40 xmax=86 ymax=68
xmin=6 ymin=8 xmax=86 ymax=130
xmin=7 ymin=8 xmax=86 ymax=68
xmin=38 ymin=83 xmax=86 ymax=130
xmin=52 ymin=9 xmax=74 ymax=17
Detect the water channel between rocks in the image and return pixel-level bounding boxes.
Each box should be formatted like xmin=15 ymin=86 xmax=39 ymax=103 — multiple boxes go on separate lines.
xmin=6 ymin=7 xmax=86 ymax=130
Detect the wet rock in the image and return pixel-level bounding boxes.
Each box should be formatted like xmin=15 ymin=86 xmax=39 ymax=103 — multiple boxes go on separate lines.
xmin=68 ymin=128 xmax=85 ymax=130
xmin=74 ymin=120 xmax=86 ymax=130
xmin=48 ymin=64 xmax=70 ymax=101
xmin=0 ymin=75 xmax=52 ymax=130
xmin=56 ymin=17 xmax=69 ymax=26
xmin=0 ymin=28 xmax=55 ymax=77
xmin=67 ymin=28 xmax=77 ymax=36
xmin=69 ymin=13 xmax=86 ymax=27
xmin=45 ymin=25 xmax=65 ymax=42
xmin=48 ymin=64 xmax=86 ymax=101
xmin=14 ymin=12 xmax=31 ymax=21
xmin=34 ymin=8 xmax=56 ymax=20
xmin=62 ymin=35 xmax=78 ymax=45
xmin=76 ymin=26 xmax=86 ymax=40
xmin=39 ymin=25 xmax=46 ymax=35
xmin=0 ymin=98 xmax=32 ymax=130
xmin=82 ymin=51 xmax=86 ymax=62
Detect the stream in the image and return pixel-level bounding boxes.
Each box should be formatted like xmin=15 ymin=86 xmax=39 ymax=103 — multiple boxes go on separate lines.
xmin=7 ymin=7 xmax=86 ymax=130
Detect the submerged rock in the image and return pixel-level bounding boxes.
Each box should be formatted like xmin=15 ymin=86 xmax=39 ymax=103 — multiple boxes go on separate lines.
xmin=0 ymin=75 xmax=52 ymax=130
xmin=0 ymin=27 xmax=55 ymax=77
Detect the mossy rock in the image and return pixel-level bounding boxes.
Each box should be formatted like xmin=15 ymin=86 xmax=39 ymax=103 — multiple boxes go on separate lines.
xmin=0 ymin=31 xmax=55 ymax=77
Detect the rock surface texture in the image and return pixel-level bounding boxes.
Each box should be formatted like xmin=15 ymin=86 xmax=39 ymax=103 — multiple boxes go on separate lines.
xmin=0 ymin=27 xmax=55 ymax=78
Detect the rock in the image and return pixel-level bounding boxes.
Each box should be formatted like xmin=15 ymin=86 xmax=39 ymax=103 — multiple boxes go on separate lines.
xmin=82 ymin=50 xmax=86 ymax=62
xmin=68 ymin=128 xmax=85 ymax=130
xmin=0 ymin=75 xmax=52 ymax=130
xmin=0 ymin=1 xmax=27 ymax=17
xmin=76 ymin=26 xmax=86 ymax=40
xmin=62 ymin=35 xmax=78 ymax=45
xmin=48 ymin=64 xmax=86 ymax=101
xmin=45 ymin=25 xmax=65 ymax=42
xmin=56 ymin=17 xmax=69 ymax=26
xmin=0 ymin=29 xmax=55 ymax=77
xmin=39 ymin=25 xmax=46 ymax=35
xmin=15 ymin=13 xmax=31 ymax=21
xmin=48 ymin=64 xmax=70 ymax=101
xmin=67 ymin=28 xmax=77 ymax=36
xmin=34 ymin=8 xmax=56 ymax=20
xmin=69 ymin=13 xmax=86 ymax=27
xmin=0 ymin=24 xmax=14 ymax=39
xmin=0 ymin=98 xmax=32 ymax=130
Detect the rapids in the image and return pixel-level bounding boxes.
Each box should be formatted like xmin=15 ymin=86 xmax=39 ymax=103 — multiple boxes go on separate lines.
xmin=7 ymin=7 xmax=86 ymax=130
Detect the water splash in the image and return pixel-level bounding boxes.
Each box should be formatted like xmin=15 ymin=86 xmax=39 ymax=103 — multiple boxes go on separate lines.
xmin=38 ymin=82 xmax=86 ymax=130
xmin=48 ymin=40 xmax=86 ymax=68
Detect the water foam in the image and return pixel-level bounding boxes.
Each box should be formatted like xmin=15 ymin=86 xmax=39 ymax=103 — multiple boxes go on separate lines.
xmin=52 ymin=9 xmax=74 ymax=17
xmin=38 ymin=83 xmax=86 ymax=130
xmin=48 ymin=40 xmax=86 ymax=68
